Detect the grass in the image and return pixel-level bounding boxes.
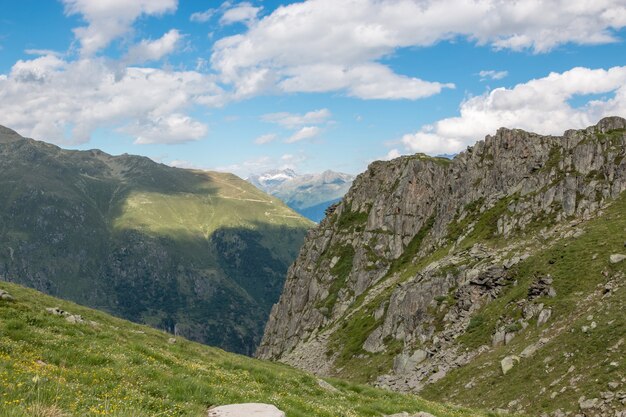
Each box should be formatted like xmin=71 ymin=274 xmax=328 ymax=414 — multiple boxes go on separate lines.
xmin=318 ymin=245 xmax=356 ymax=313
xmin=0 ymin=282 xmax=489 ymax=417
xmin=386 ymin=215 xmax=435 ymax=276
xmin=336 ymin=203 xmax=369 ymax=231
xmin=421 ymin=191 xmax=626 ymax=414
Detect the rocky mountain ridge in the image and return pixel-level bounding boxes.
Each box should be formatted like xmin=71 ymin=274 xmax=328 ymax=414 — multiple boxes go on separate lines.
xmin=257 ymin=117 xmax=626 ymax=416
xmin=0 ymin=125 xmax=312 ymax=354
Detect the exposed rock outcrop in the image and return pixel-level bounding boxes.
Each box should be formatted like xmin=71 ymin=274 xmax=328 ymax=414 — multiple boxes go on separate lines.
xmin=257 ymin=117 xmax=626 ymax=415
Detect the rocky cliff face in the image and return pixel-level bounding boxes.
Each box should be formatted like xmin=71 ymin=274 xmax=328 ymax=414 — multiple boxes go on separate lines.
xmin=257 ymin=117 xmax=626 ymax=416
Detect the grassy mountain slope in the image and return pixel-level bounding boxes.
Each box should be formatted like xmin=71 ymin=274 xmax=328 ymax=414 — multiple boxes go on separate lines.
xmin=419 ymin=190 xmax=626 ymax=413
xmin=0 ymin=281 xmax=491 ymax=417
xmin=0 ymin=126 xmax=313 ymax=354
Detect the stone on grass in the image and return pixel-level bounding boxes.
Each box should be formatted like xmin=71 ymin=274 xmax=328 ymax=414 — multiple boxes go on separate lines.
xmin=0 ymin=289 xmax=14 ymax=301
xmin=317 ymin=378 xmax=339 ymax=393
xmin=501 ymin=355 xmax=520 ymax=375
xmin=208 ymin=403 xmax=285 ymax=417
xmin=578 ymin=397 xmax=598 ymax=410
xmin=65 ymin=314 xmax=84 ymax=324
xmin=537 ymin=308 xmax=552 ymax=326
xmin=609 ymin=254 xmax=626 ymax=264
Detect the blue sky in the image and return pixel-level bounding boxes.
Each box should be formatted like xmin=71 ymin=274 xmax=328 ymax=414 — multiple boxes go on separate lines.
xmin=1 ymin=0 xmax=625 ymax=177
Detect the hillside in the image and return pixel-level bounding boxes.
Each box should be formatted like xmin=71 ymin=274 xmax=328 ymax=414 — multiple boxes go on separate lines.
xmin=248 ymin=169 xmax=354 ymax=222
xmin=257 ymin=117 xmax=626 ymax=416
xmin=0 ymin=281 xmax=492 ymax=417
xmin=0 ymin=125 xmax=313 ymax=355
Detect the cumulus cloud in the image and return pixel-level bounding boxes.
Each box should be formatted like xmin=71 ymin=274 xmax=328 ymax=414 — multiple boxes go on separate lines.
xmin=215 ymin=153 xmax=308 ymax=177
xmin=286 ymin=126 xmax=321 ymax=143
xmin=398 ymin=66 xmax=626 ymax=156
xmin=62 ymin=0 xmax=178 ymax=55
xmin=211 ymin=0 xmax=626 ymax=99
xmin=125 ymin=113 xmax=208 ymax=145
xmin=0 ymin=55 xmax=222 ymax=145
xmin=254 ymin=133 xmax=278 ymax=144
xmin=220 ymin=2 xmax=262 ymax=26
xmin=190 ymin=8 xmax=216 ymax=23
xmin=124 ymin=29 xmax=182 ymax=64
xmin=262 ymin=108 xmax=331 ymax=128
xmin=479 ymin=70 xmax=508 ymax=81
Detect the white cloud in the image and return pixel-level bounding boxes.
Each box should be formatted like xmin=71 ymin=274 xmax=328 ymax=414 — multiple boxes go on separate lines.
xmin=190 ymin=8 xmax=216 ymax=23
xmin=0 ymin=55 xmax=223 ymax=145
xmin=286 ymin=126 xmax=321 ymax=143
xmin=479 ymin=70 xmax=508 ymax=81
xmin=382 ymin=148 xmax=402 ymax=161
xmin=62 ymin=0 xmax=177 ymax=55
xmin=24 ymin=49 xmax=64 ymax=57
xmin=124 ymin=29 xmax=182 ymax=64
xmin=399 ymin=66 xmax=626 ymax=156
xmin=211 ymin=0 xmax=626 ymax=99
xmin=254 ymin=133 xmax=277 ymax=144
xmin=125 ymin=113 xmax=208 ymax=144
xmin=262 ymin=108 xmax=331 ymax=128
xmin=220 ymin=2 xmax=261 ymax=26
xmin=215 ymin=153 xmax=308 ymax=177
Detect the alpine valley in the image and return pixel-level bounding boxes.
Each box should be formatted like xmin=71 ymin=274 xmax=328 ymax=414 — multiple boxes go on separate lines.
xmin=257 ymin=117 xmax=626 ymax=417
xmin=0 ymin=125 xmax=313 ymax=355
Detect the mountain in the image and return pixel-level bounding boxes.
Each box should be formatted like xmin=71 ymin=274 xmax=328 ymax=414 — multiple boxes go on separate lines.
xmin=0 ymin=125 xmax=313 ymax=355
xmin=247 ymin=168 xmax=300 ymax=190
xmin=0 ymin=281 xmax=489 ymax=417
xmin=247 ymin=169 xmax=354 ymax=222
xmin=257 ymin=117 xmax=626 ymax=416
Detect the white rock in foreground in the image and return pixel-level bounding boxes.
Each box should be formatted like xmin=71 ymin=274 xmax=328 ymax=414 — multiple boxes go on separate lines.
xmin=208 ymin=403 xmax=285 ymax=417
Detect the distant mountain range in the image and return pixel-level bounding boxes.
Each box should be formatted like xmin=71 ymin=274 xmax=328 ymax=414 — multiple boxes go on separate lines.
xmin=247 ymin=169 xmax=354 ymax=222
xmin=0 ymin=125 xmax=312 ymax=355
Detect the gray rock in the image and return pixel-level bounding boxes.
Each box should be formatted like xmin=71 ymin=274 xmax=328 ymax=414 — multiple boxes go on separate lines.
xmin=501 ymin=355 xmax=520 ymax=375
xmin=168 ymin=338 xmax=177 ymax=344
xmin=46 ymin=307 xmax=69 ymax=317
xmin=608 ymin=381 xmax=620 ymax=390
xmin=0 ymin=289 xmax=14 ymax=301
xmin=578 ymin=397 xmax=598 ymax=410
xmin=207 ymin=404 xmax=286 ymax=417
xmin=317 ymin=378 xmax=339 ymax=393
xmin=610 ymin=254 xmax=626 ymax=264
xmin=65 ymin=314 xmax=84 ymax=324
xmin=520 ymin=338 xmax=549 ymax=358
xmin=537 ymin=308 xmax=552 ymax=326
xmin=492 ymin=330 xmax=506 ymax=346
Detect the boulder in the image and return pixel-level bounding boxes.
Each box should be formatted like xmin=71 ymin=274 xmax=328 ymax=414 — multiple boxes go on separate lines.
xmin=609 ymin=254 xmax=626 ymax=264
xmin=537 ymin=308 xmax=552 ymax=326
xmin=46 ymin=307 xmax=69 ymax=316
xmin=578 ymin=397 xmax=598 ymax=410
xmin=65 ymin=314 xmax=84 ymax=324
xmin=208 ymin=404 xmax=285 ymax=417
xmin=317 ymin=379 xmax=339 ymax=393
xmin=0 ymin=289 xmax=14 ymax=301
xmin=492 ymin=330 xmax=506 ymax=347
xmin=501 ymin=355 xmax=520 ymax=375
